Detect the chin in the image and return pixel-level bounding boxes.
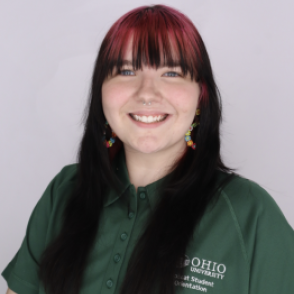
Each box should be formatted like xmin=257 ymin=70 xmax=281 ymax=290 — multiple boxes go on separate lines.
xmin=129 ymin=141 xmax=166 ymax=154
xmin=135 ymin=145 xmax=162 ymax=154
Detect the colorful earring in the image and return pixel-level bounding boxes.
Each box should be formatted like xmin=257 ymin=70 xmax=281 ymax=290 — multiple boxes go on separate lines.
xmin=185 ymin=108 xmax=200 ymax=150
xmin=103 ymin=121 xmax=116 ymax=148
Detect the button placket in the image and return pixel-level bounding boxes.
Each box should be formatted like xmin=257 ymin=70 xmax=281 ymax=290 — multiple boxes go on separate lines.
xmin=137 ymin=188 xmax=150 ymax=216
xmin=101 ymin=187 xmax=138 ymax=294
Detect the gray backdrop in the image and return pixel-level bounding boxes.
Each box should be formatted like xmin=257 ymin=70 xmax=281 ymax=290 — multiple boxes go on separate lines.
xmin=1 ymin=0 xmax=293 ymax=292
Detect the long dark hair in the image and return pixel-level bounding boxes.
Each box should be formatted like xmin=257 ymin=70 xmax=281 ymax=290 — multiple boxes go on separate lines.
xmin=39 ymin=5 xmax=234 ymax=294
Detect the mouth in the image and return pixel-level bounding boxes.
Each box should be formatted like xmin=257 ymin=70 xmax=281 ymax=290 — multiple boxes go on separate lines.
xmin=129 ymin=113 xmax=169 ymax=124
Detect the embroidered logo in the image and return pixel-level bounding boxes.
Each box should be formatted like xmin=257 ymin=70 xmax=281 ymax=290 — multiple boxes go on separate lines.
xmin=190 ymin=256 xmax=226 ymax=279
xmin=175 ymin=255 xmax=227 ymax=292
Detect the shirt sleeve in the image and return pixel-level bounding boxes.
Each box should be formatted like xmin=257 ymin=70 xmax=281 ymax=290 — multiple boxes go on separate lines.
xmin=247 ymin=181 xmax=294 ymax=293
xmin=1 ymin=169 xmax=64 ymax=294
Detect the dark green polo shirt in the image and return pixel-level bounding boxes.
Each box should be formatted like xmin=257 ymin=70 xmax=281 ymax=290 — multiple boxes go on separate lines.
xmin=2 ymin=149 xmax=294 ymax=293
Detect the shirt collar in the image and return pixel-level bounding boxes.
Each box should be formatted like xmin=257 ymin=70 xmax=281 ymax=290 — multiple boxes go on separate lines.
xmin=103 ymin=148 xmax=172 ymax=211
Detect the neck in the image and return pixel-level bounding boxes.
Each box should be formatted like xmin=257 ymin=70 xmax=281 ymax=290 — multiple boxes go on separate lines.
xmin=123 ymin=142 xmax=186 ymax=191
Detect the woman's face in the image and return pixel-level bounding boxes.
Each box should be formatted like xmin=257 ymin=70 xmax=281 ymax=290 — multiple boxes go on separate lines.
xmin=101 ymin=41 xmax=201 ymax=155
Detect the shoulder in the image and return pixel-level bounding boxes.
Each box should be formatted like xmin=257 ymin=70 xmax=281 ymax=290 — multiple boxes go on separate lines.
xmin=215 ymin=174 xmax=294 ymax=292
xmin=215 ymin=171 xmax=294 ymax=258
xmin=0 ymin=164 xmax=80 ymax=291
xmin=213 ymin=171 xmax=294 ymax=245
xmin=57 ymin=162 xmax=78 ymax=182
xmin=32 ymin=163 xmax=79 ymax=213
xmin=216 ymin=171 xmax=282 ymax=219
xmin=48 ymin=163 xmax=79 ymax=196
xmin=56 ymin=163 xmax=78 ymax=182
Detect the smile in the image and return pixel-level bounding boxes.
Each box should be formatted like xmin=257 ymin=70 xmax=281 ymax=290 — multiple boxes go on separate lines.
xmin=129 ymin=114 xmax=168 ymax=123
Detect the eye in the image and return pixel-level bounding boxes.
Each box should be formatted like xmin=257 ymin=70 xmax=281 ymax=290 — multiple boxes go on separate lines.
xmin=163 ymin=71 xmax=180 ymax=77
xmin=120 ymin=69 xmax=135 ymax=76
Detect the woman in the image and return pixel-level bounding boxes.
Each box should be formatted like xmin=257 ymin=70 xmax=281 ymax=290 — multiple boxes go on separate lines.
xmin=3 ymin=4 xmax=294 ymax=294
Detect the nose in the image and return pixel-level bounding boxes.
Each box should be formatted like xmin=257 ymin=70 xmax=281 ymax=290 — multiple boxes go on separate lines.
xmin=135 ymin=73 xmax=161 ymax=105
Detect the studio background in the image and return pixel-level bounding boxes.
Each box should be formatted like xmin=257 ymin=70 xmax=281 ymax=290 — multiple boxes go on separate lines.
xmin=1 ymin=0 xmax=293 ymax=292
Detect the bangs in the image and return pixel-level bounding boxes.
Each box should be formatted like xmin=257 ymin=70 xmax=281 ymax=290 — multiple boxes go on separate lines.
xmin=102 ymin=5 xmax=203 ymax=81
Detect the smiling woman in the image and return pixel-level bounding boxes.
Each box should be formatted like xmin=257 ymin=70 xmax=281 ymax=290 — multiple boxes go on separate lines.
xmin=2 ymin=4 xmax=294 ymax=294
xmin=100 ymin=9 xmax=204 ymax=161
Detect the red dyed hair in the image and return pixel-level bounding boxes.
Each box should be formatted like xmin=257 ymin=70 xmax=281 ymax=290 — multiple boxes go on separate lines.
xmin=100 ymin=5 xmax=209 ymax=104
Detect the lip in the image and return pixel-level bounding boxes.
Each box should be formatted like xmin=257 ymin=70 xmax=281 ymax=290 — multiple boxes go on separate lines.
xmin=128 ymin=113 xmax=171 ymax=128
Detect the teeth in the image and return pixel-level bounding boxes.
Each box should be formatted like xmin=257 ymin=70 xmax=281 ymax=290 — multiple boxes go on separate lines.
xmin=131 ymin=114 xmax=167 ymax=123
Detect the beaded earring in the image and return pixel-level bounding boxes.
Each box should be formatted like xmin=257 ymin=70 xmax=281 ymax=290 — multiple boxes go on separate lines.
xmin=185 ymin=108 xmax=200 ymax=150
xmin=103 ymin=121 xmax=117 ymax=148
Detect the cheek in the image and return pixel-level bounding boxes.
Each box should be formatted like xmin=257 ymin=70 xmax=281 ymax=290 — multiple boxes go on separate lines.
xmin=102 ymin=83 xmax=128 ymax=115
xmin=168 ymin=85 xmax=200 ymax=115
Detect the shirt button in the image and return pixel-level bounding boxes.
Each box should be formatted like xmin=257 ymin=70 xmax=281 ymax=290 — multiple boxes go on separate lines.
xmin=128 ymin=212 xmax=135 ymax=219
xmin=139 ymin=192 xmax=146 ymax=199
xmin=113 ymin=254 xmax=121 ymax=263
xmin=120 ymin=233 xmax=128 ymax=241
xmin=106 ymin=279 xmax=113 ymax=288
